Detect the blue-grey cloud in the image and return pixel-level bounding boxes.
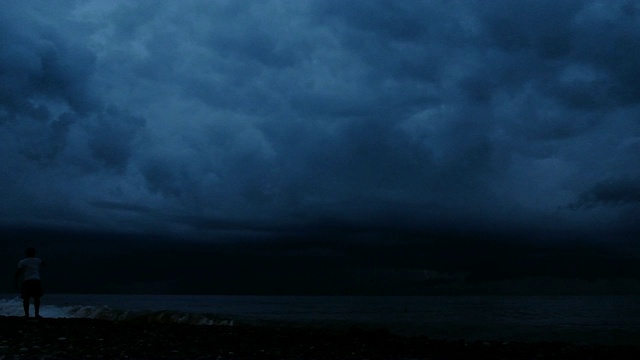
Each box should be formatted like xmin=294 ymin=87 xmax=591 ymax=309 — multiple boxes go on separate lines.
xmin=1 ymin=0 xmax=639 ymax=245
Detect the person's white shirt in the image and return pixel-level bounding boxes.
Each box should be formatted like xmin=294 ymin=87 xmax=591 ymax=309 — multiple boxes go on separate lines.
xmin=18 ymin=258 xmax=42 ymax=281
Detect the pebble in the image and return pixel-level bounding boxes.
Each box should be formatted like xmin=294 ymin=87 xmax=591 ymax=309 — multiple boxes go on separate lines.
xmin=58 ymin=337 xmax=67 ymax=341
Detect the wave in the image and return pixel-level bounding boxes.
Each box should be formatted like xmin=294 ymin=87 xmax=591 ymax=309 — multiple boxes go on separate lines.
xmin=0 ymin=297 xmax=233 ymax=326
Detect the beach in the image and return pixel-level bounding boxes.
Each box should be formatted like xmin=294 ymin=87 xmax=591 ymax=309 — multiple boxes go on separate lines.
xmin=0 ymin=316 xmax=638 ymax=360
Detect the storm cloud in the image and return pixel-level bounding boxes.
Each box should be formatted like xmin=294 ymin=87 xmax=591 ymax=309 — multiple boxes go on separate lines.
xmin=1 ymin=1 xmax=639 ymax=293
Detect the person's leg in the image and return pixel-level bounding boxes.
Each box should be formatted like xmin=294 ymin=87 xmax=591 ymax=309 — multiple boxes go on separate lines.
xmin=22 ymin=297 xmax=30 ymax=317
xmin=34 ymin=297 xmax=41 ymax=318
xmin=20 ymin=281 xmax=29 ymax=317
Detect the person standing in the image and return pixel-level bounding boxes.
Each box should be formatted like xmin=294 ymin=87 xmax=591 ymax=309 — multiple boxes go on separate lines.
xmin=15 ymin=247 xmax=45 ymax=318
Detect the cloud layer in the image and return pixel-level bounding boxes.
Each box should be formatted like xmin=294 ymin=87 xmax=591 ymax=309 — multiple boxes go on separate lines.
xmin=1 ymin=0 xmax=639 ymax=243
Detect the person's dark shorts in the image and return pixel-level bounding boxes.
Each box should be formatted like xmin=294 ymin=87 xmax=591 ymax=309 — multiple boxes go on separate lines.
xmin=21 ymin=279 xmax=43 ymax=299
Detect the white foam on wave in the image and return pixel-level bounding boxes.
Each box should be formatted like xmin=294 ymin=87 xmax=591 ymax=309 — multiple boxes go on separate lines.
xmin=0 ymin=297 xmax=28 ymax=317
xmin=0 ymin=296 xmax=118 ymax=319
xmin=0 ymin=296 xmax=233 ymax=326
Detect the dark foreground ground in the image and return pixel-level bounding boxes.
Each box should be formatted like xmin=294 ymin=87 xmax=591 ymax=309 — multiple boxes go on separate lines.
xmin=0 ymin=316 xmax=638 ymax=359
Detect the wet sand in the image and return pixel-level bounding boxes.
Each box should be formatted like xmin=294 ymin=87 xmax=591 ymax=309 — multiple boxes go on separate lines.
xmin=0 ymin=316 xmax=638 ymax=359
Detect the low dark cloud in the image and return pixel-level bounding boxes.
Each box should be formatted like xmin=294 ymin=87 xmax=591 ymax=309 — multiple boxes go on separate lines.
xmin=574 ymin=178 xmax=640 ymax=208
xmin=1 ymin=1 xmax=639 ymax=294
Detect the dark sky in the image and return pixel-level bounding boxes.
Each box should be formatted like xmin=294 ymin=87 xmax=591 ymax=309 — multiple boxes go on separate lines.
xmin=1 ymin=1 xmax=639 ymax=295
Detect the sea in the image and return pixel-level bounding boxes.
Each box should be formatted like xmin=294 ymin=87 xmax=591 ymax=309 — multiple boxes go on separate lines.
xmin=1 ymin=294 xmax=639 ymax=346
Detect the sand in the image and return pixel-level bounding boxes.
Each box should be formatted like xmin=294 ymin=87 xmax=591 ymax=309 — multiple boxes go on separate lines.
xmin=0 ymin=316 xmax=638 ymax=359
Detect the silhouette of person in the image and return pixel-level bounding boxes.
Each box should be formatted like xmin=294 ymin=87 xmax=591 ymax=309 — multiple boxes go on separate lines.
xmin=15 ymin=247 xmax=45 ymax=318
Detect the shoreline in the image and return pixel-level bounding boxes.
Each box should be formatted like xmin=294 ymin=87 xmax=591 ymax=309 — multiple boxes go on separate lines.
xmin=1 ymin=316 xmax=639 ymax=359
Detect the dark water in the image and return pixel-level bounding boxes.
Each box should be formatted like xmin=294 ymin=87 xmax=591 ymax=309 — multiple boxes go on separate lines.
xmin=2 ymin=294 xmax=639 ymax=345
